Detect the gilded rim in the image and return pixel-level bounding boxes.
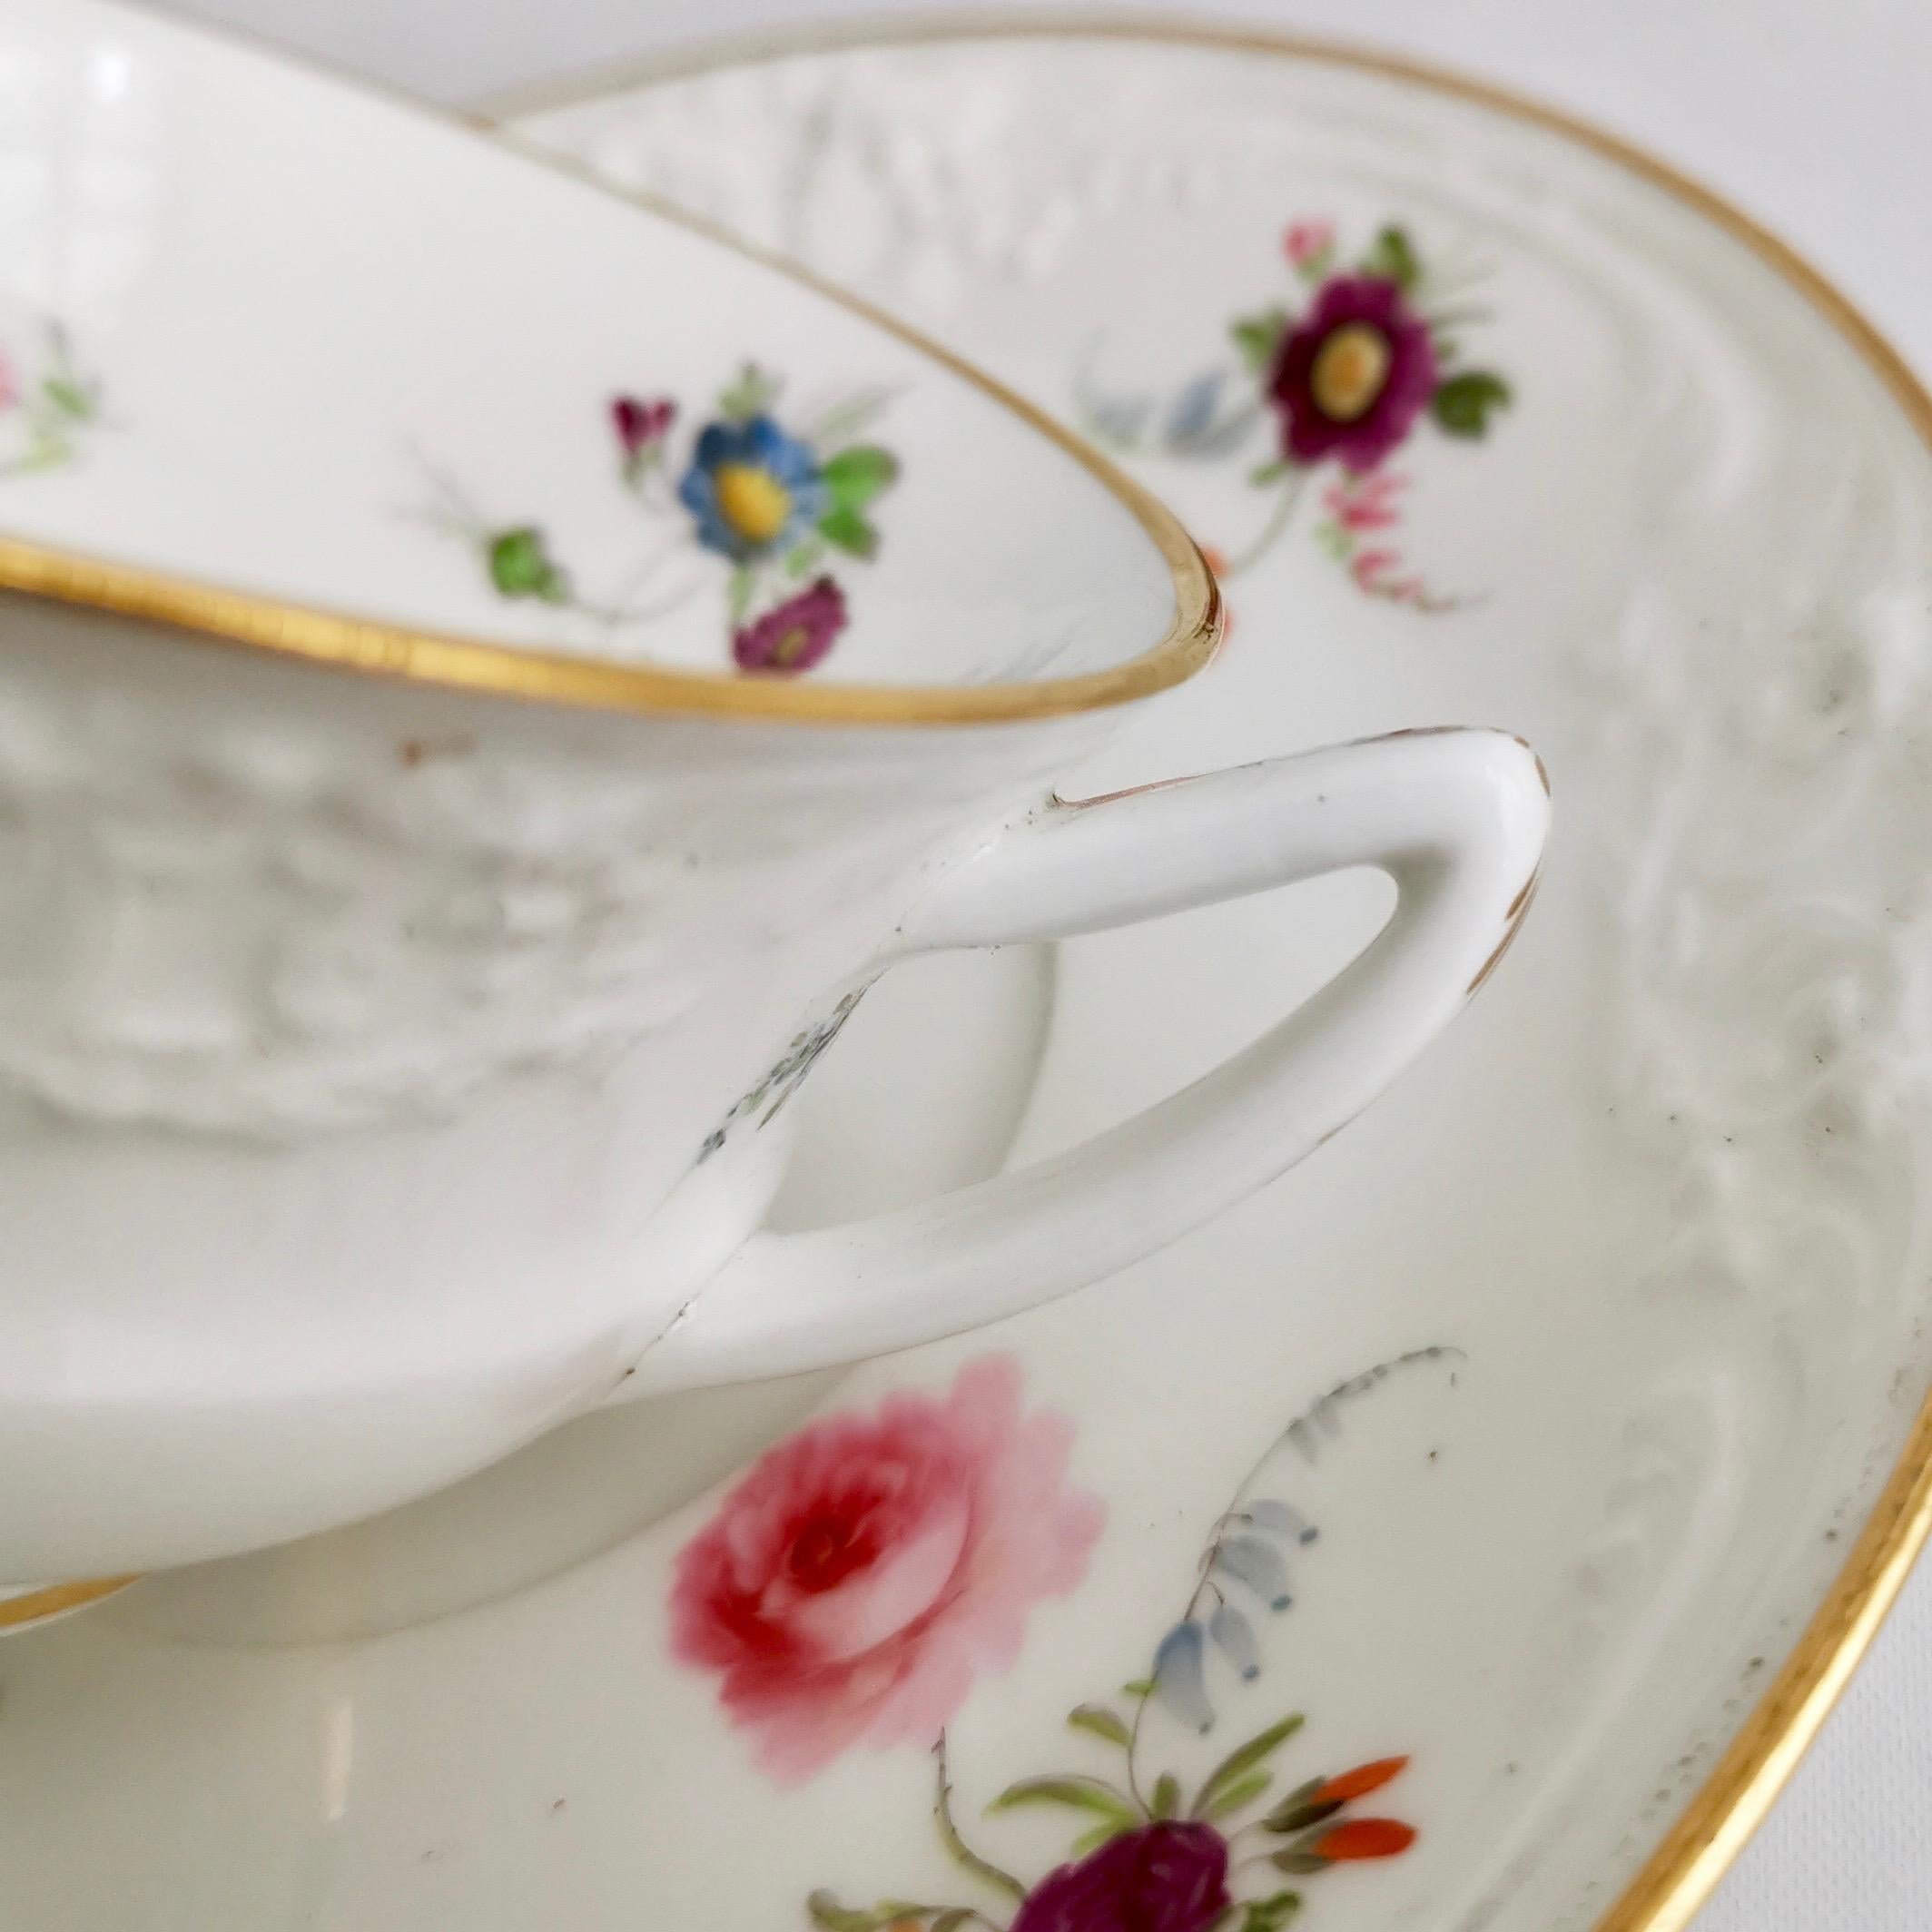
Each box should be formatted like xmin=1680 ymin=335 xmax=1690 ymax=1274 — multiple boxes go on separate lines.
xmin=0 ymin=1575 xmax=138 ymax=1631
xmin=489 ymin=15 xmax=1932 ymax=1931
xmin=0 ymin=9 xmax=1218 ymax=729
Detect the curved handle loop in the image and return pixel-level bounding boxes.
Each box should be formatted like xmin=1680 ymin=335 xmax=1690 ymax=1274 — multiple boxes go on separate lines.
xmin=628 ymin=726 xmax=1548 ymax=1394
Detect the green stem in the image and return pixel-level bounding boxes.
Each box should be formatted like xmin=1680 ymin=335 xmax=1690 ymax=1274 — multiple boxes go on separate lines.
xmin=727 ymin=563 xmax=757 ymax=626
xmin=1424 ymin=303 xmax=1494 ymax=330
xmin=932 ymin=1738 xmax=1027 ymax=1907
xmin=1222 ymin=472 xmax=1309 ymax=578
xmin=410 ymin=453 xmax=491 ymax=542
xmin=593 ymin=537 xmax=698 ymax=629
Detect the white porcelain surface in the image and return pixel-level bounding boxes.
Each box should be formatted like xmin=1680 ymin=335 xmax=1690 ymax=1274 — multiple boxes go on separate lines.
xmin=117 ymin=941 xmax=1057 ymax=1644
xmin=0 ymin=2 xmax=1545 ymax=1588
xmin=0 ymin=0 xmax=1180 ymax=683
xmin=413 ymin=29 xmax=1932 ymax=1932
xmin=0 ymin=23 xmax=1919 ymax=1928
xmin=77 ymin=3 xmax=1932 ymax=1925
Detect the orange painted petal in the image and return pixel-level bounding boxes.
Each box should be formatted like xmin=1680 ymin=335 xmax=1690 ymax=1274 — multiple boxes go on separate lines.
xmin=1313 ymin=1755 xmax=1410 ymax=1804
xmin=1312 ymin=1818 xmax=1417 ymax=1861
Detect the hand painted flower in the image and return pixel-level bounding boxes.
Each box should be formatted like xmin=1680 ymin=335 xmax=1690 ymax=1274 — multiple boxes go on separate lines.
xmin=733 ymin=575 xmax=847 ymax=675
xmin=678 ymin=413 xmax=825 ymax=561
xmin=1284 ymin=219 xmax=1336 ymax=270
xmin=668 ymin=1355 xmax=1103 ymax=1784
xmin=1323 ymin=468 xmax=1407 ymax=533
xmin=1010 ymin=1823 xmax=1230 ymax=1932
xmin=612 ymin=393 xmax=675 ymax=459
xmin=1267 ymin=274 xmax=1438 ymax=473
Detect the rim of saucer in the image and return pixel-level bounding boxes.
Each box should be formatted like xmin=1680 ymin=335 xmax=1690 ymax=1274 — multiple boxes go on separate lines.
xmin=488 ymin=16 xmax=1932 ymax=1932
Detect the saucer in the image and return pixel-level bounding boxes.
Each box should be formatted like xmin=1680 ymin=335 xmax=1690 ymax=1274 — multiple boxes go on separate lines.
xmin=4 ymin=24 xmax=1929 ymax=1932
xmin=113 ymin=941 xmax=1057 ymax=1646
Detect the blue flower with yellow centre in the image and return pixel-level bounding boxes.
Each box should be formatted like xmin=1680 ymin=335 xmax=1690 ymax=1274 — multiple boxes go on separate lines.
xmin=678 ymin=415 xmax=826 ymax=561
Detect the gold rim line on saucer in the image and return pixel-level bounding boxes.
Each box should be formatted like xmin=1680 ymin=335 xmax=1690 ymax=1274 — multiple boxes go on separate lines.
xmin=488 ymin=18 xmax=1932 ymax=1932
xmin=0 ymin=1575 xmax=139 ymax=1631
xmin=0 ymin=11 xmax=1217 ymax=731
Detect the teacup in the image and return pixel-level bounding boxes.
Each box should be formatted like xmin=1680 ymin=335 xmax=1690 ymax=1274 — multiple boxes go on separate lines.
xmin=0 ymin=0 xmax=1548 ymax=1597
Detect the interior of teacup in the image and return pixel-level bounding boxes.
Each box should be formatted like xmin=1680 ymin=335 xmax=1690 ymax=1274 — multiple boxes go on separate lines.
xmin=0 ymin=0 xmax=1214 ymax=711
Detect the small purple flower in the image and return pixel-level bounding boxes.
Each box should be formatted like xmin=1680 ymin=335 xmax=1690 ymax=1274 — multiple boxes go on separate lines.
xmin=1267 ymin=274 xmax=1438 ymax=473
xmin=732 ymin=576 xmax=847 ymax=675
xmin=612 ymin=393 xmax=676 ymax=462
xmin=1011 ymin=1822 xmax=1230 ymax=1932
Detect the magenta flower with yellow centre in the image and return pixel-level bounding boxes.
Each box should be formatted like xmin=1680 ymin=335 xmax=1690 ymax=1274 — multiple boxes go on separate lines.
xmin=1266 ymin=273 xmax=1439 ymax=473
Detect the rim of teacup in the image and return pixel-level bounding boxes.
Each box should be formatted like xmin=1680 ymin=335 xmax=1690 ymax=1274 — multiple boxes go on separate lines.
xmin=0 ymin=4 xmax=1220 ymax=729
xmin=484 ymin=17 xmax=1932 ymax=1932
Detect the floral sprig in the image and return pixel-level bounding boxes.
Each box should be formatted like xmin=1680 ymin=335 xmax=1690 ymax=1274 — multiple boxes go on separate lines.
xmin=1311 ymin=470 xmax=1466 ymax=613
xmin=1076 ymin=215 xmax=1512 ymax=613
xmin=0 ymin=323 xmax=106 ymax=478
xmin=422 ymin=362 xmax=900 ymax=676
xmin=804 ymin=1348 xmax=1459 ymax=1932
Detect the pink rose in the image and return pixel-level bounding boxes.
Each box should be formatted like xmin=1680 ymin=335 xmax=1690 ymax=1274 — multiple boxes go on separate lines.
xmin=668 ymin=1355 xmax=1103 ymax=1784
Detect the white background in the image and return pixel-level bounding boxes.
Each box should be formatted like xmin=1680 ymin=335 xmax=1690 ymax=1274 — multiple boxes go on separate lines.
xmin=157 ymin=1 xmax=1932 ymax=1923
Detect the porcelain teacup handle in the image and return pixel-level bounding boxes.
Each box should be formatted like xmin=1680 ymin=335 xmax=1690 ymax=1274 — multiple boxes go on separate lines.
xmin=627 ymin=725 xmax=1548 ymax=1391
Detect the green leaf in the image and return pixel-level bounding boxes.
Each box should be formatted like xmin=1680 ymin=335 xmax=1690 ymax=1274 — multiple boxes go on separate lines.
xmin=1263 ymin=1782 xmax=1342 ymax=1836
xmin=1229 ymin=307 xmax=1289 ymax=374
xmin=1259 ymin=1785 xmax=1336 ymax=1831
xmin=933 ymin=1915 xmax=977 ymax=1932
xmin=1267 ymin=1777 xmax=1325 ymax=1822
xmin=42 ymin=377 xmax=94 ymax=421
xmin=986 ymin=1777 xmax=1138 ymax=1828
xmin=717 ymin=361 xmax=781 ymax=421
xmin=1068 ymin=1705 xmax=1133 ymax=1750
xmin=817 ymin=504 xmax=879 ymax=559
xmin=811 ymin=387 xmax=894 ymax=450
xmin=727 ymin=565 xmax=756 ymax=625
xmin=1070 ymin=1819 xmax=1137 ymax=1857
xmin=1272 ymin=1849 xmax=1332 ymax=1877
xmin=1247 ymin=458 xmax=1292 ymax=488
xmin=1122 ymin=1679 xmax=1157 ymax=1700
xmin=487 ymin=527 xmax=570 ymax=603
xmin=822 ymin=444 xmax=899 ymax=510
xmin=1431 ymin=370 xmax=1513 ymax=437
xmin=1239 ymin=1890 xmax=1305 ymax=1930
xmin=1191 ymin=1714 xmax=1305 ymax=1818
xmin=1293 ymin=242 xmax=1336 ymax=283
xmin=805 ymin=1890 xmax=884 ymax=1931
xmin=784 ymin=540 xmax=825 ymax=578
xmin=1360 ymin=224 xmax=1421 ymax=291
xmin=1150 ymin=1774 xmax=1181 ymax=1820
xmin=1200 ymin=1769 xmax=1273 ymax=1822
